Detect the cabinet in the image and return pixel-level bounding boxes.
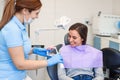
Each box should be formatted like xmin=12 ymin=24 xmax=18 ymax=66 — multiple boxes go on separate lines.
xmin=27 ymin=55 xmax=48 ymax=80
xmin=93 ymin=36 xmax=101 ymax=49
xmin=27 ymin=45 xmax=50 ymax=80
xmin=109 ymin=41 xmax=119 ymax=50
xmin=93 ymin=35 xmax=120 ymax=51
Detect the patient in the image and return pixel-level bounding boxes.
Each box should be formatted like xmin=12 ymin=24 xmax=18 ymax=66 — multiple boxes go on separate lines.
xmin=58 ymin=23 xmax=104 ymax=80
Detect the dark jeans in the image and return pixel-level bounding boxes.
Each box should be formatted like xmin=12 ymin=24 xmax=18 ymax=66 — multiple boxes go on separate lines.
xmin=72 ymin=74 xmax=93 ymax=80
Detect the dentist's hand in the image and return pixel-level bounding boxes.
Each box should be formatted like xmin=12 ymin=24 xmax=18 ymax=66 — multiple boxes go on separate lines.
xmin=47 ymin=54 xmax=63 ymax=66
xmin=32 ymin=47 xmax=50 ymax=57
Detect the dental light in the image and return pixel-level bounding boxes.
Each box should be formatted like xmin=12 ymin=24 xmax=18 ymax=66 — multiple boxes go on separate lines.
xmin=54 ymin=16 xmax=71 ymax=29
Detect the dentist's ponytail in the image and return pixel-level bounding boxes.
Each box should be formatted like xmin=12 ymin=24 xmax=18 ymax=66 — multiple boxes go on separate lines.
xmin=0 ymin=0 xmax=15 ymax=30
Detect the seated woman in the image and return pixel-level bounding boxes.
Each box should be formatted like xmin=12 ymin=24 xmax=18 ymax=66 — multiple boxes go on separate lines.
xmin=58 ymin=23 xmax=104 ymax=80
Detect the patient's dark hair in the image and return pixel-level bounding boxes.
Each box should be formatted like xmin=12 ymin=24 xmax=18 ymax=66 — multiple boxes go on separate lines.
xmin=69 ymin=23 xmax=88 ymax=45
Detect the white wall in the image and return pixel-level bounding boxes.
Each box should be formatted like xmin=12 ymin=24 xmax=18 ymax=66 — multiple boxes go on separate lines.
xmin=0 ymin=0 xmax=4 ymax=20
xmin=1 ymin=0 xmax=120 ymax=47
xmin=0 ymin=0 xmax=114 ymax=47
xmin=112 ymin=0 xmax=120 ymax=15
xmin=30 ymin=0 xmax=113 ymax=47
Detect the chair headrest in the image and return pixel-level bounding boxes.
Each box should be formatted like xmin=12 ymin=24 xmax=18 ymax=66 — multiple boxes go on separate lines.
xmin=50 ymin=33 xmax=70 ymax=54
xmin=64 ymin=33 xmax=70 ymax=45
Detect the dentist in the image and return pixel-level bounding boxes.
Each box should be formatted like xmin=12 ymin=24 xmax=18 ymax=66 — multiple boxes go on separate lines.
xmin=0 ymin=0 xmax=63 ymax=80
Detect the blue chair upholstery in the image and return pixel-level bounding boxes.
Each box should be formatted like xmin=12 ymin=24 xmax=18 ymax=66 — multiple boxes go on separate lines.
xmin=47 ymin=33 xmax=69 ymax=80
xmin=64 ymin=33 xmax=70 ymax=45
xmin=47 ymin=44 xmax=63 ymax=80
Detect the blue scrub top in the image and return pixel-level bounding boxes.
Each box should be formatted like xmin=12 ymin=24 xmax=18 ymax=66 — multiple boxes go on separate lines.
xmin=0 ymin=16 xmax=31 ymax=80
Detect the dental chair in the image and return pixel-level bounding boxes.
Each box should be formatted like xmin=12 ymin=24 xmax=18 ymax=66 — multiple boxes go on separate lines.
xmin=47 ymin=33 xmax=69 ymax=80
xmin=101 ymin=48 xmax=120 ymax=80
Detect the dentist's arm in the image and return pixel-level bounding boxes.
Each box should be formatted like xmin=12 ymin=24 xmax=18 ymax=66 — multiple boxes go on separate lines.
xmin=9 ymin=46 xmax=63 ymax=70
